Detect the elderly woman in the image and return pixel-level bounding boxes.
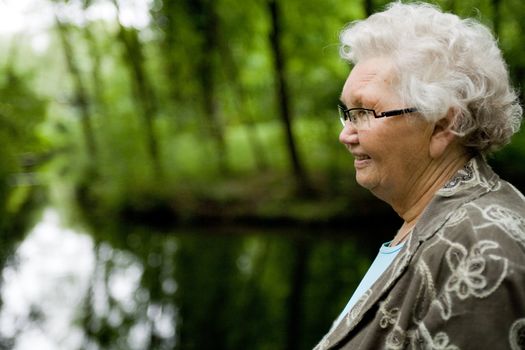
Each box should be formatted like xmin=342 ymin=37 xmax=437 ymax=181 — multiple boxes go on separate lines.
xmin=316 ymin=2 xmax=525 ymax=350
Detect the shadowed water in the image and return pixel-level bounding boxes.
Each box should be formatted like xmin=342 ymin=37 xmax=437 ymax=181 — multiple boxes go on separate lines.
xmin=0 ymin=207 xmax=372 ymax=350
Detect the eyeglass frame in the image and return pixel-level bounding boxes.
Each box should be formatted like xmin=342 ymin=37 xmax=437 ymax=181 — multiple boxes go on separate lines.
xmin=338 ymin=104 xmax=418 ymax=127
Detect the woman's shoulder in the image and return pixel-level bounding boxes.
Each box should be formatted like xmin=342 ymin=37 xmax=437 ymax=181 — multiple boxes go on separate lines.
xmin=433 ymin=182 xmax=525 ymax=260
xmin=465 ymin=176 xmax=525 ymax=236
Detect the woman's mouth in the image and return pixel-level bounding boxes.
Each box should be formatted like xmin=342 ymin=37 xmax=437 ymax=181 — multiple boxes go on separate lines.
xmin=353 ymin=154 xmax=371 ymax=169
xmin=354 ymin=154 xmax=371 ymax=160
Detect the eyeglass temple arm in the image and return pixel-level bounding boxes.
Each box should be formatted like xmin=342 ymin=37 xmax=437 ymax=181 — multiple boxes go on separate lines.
xmin=380 ymin=107 xmax=418 ymax=118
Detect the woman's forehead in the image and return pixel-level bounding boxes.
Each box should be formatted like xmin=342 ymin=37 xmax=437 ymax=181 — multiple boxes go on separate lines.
xmin=342 ymin=58 xmax=397 ymax=105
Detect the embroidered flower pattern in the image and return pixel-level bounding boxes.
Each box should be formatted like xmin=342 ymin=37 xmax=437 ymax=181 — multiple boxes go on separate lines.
xmin=509 ymin=318 xmax=525 ymax=350
xmin=385 ymin=326 xmax=407 ymax=350
xmin=445 ymin=240 xmax=505 ymax=300
xmin=379 ymin=306 xmax=400 ymax=329
xmin=429 ymin=332 xmax=460 ymax=350
xmin=483 ymin=205 xmax=525 ymax=246
xmin=412 ymin=323 xmax=460 ymax=350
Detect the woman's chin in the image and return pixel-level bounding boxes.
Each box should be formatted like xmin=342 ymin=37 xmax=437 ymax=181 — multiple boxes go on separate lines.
xmin=355 ymin=173 xmax=377 ymax=190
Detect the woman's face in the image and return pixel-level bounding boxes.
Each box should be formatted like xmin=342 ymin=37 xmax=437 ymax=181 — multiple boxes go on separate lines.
xmin=339 ymin=57 xmax=435 ymax=204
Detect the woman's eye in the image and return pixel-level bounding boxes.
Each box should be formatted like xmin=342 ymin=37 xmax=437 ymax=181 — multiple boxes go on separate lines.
xmin=356 ymin=110 xmax=368 ymax=117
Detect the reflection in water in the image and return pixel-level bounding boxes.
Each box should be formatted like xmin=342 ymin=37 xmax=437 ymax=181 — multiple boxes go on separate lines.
xmin=0 ymin=207 xmax=370 ymax=349
xmin=0 ymin=208 xmax=95 ymax=349
xmin=0 ymin=208 xmax=176 ymax=350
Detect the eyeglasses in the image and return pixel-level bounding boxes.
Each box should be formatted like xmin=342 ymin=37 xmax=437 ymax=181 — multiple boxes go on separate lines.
xmin=338 ymin=104 xmax=418 ymax=128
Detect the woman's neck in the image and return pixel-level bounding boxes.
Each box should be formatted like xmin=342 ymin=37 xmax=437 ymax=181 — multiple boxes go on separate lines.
xmin=389 ymin=152 xmax=470 ymax=246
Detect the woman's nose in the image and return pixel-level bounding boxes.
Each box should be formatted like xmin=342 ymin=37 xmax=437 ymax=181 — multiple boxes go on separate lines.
xmin=339 ymin=122 xmax=359 ymax=145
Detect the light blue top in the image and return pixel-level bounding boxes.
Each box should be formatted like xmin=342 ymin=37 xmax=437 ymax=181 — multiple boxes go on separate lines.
xmin=334 ymin=241 xmax=405 ymax=327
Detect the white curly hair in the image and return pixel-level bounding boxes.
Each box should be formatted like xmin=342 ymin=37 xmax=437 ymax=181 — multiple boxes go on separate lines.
xmin=340 ymin=1 xmax=522 ymax=154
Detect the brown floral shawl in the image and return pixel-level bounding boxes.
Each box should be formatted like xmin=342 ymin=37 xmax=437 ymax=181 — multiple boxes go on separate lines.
xmin=315 ymin=157 xmax=525 ymax=350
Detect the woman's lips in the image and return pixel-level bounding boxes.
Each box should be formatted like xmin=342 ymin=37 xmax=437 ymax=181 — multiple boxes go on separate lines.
xmin=353 ymin=154 xmax=371 ymax=168
xmin=354 ymin=154 xmax=370 ymax=160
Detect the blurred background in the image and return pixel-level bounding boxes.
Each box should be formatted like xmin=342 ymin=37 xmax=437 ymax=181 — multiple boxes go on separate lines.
xmin=0 ymin=0 xmax=524 ymax=349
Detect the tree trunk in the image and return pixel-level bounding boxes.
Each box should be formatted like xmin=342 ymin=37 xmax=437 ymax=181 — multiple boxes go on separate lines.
xmin=198 ymin=0 xmax=229 ymax=175
xmin=491 ymin=0 xmax=502 ymax=39
xmin=111 ymin=0 xmax=163 ymax=177
xmin=155 ymin=0 xmax=183 ymax=131
xmin=267 ymin=0 xmax=310 ymax=194
xmin=363 ymin=0 xmax=374 ymax=17
xmin=54 ymin=15 xmax=97 ymax=161
xmin=82 ymin=0 xmax=107 ymax=114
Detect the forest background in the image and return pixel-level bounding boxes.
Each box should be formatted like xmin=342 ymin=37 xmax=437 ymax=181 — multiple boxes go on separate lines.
xmin=1 ymin=0 xmax=524 ymax=349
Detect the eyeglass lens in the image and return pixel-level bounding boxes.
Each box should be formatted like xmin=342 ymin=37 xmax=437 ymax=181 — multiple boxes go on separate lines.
xmin=339 ymin=109 xmax=373 ymax=129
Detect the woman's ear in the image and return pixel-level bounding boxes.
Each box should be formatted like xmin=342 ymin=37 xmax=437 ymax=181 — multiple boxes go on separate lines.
xmin=429 ymin=108 xmax=458 ymax=159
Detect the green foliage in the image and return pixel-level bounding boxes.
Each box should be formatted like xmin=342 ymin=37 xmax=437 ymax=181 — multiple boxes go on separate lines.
xmin=0 ymin=69 xmax=48 ymax=281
